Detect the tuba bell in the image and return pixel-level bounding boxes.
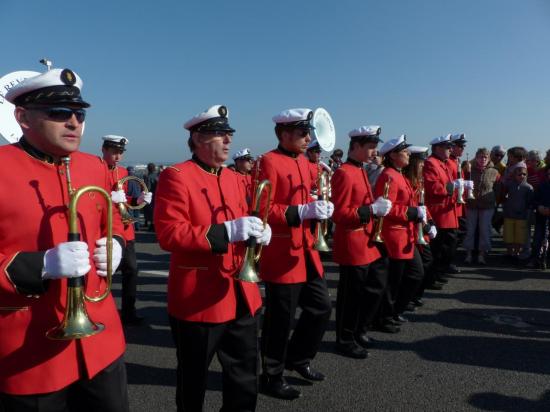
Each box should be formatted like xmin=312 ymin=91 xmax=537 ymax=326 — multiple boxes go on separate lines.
xmin=46 ymin=157 xmax=113 ymax=340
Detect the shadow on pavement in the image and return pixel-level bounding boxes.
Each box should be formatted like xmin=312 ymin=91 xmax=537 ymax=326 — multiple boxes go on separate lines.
xmin=469 ymin=389 xmax=550 ymax=411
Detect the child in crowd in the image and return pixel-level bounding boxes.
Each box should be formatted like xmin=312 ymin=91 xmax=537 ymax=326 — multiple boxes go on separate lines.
xmin=501 ymin=162 xmax=534 ymax=258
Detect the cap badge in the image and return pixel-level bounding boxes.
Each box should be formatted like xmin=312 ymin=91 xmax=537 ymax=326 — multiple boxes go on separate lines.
xmin=60 ymin=69 xmax=76 ymax=86
xmin=218 ymin=106 xmax=227 ymax=117
xmin=306 ymin=111 xmax=313 ymax=121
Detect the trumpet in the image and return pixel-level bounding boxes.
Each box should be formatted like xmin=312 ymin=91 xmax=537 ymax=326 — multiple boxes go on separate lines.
xmin=47 ymin=157 xmax=113 ymax=340
xmin=314 ymin=165 xmax=331 ymax=252
xmin=236 ymin=157 xmax=272 ymax=283
xmin=416 ymin=180 xmax=428 ymax=246
xmin=116 ymin=175 xmax=149 ymax=225
xmin=373 ymin=177 xmax=391 ymax=243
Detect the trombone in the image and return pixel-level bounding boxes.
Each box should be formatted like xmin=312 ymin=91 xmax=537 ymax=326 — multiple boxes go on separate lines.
xmin=46 ymin=157 xmax=113 ymax=340
xmin=373 ymin=177 xmax=391 ymax=243
xmin=236 ymin=157 xmax=272 ymax=283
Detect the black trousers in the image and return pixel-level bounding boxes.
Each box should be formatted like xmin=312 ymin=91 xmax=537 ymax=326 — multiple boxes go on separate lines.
xmin=336 ymin=255 xmax=389 ymax=343
xmin=414 ymin=244 xmax=434 ymax=299
xmin=169 ymin=294 xmax=259 ymax=412
xmin=0 ymin=356 xmax=128 ymax=412
xmin=429 ymin=228 xmax=458 ymax=275
xmin=261 ymin=260 xmax=332 ymax=377
xmin=118 ymin=240 xmax=138 ymax=316
xmin=381 ymin=247 xmax=424 ymax=319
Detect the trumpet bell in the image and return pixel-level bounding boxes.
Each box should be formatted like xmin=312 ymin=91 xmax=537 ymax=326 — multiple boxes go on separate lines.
xmin=314 ymin=234 xmax=331 ymax=252
xmin=46 ymin=285 xmax=104 ymax=340
xmin=311 ymin=108 xmax=336 ymax=152
xmin=236 ymin=247 xmax=261 ymax=283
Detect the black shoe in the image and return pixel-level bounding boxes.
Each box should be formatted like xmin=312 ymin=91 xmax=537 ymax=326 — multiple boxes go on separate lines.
xmin=121 ymin=313 xmax=145 ymax=326
xmin=404 ymin=302 xmax=417 ymax=312
xmin=435 ymin=276 xmax=449 ymax=284
xmin=260 ymin=375 xmax=301 ymax=400
xmin=373 ymin=322 xmax=400 ymax=333
xmin=426 ymin=283 xmax=442 ymax=290
xmin=355 ymin=333 xmax=371 ymax=348
xmin=412 ymin=298 xmax=424 ymax=307
xmin=445 ymin=264 xmax=461 ymax=274
xmin=393 ymin=314 xmax=408 ymax=324
xmin=288 ymin=364 xmax=326 ymax=381
xmin=336 ymin=342 xmax=368 ymax=359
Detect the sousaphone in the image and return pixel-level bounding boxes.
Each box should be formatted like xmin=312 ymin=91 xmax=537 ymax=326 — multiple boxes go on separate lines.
xmin=311 ymin=108 xmax=336 ymax=252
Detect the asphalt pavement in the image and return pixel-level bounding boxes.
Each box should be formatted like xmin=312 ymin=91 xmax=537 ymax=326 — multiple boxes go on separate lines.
xmin=116 ymin=230 xmax=550 ymax=412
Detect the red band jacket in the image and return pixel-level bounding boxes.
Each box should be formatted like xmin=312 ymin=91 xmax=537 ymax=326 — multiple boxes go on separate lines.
xmin=153 ymin=158 xmax=262 ymax=323
xmin=107 ymin=165 xmax=135 ymax=242
xmin=256 ymin=147 xmax=324 ymax=283
xmin=423 ymin=155 xmax=459 ymax=229
xmin=331 ymin=159 xmax=381 ymax=266
xmin=0 ymin=140 xmax=126 ymax=395
xmin=374 ymin=167 xmax=418 ymax=260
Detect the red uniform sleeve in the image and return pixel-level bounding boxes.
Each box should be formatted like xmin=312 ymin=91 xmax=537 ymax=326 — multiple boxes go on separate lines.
xmin=374 ymin=172 xmax=409 ymax=224
xmin=423 ymin=159 xmax=450 ymax=197
xmin=153 ymin=167 xmax=216 ymax=253
xmin=260 ymin=155 xmax=295 ymax=226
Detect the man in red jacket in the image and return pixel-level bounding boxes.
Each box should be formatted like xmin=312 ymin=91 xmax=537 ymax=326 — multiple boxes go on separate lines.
xmin=0 ymin=67 xmax=127 ymax=411
xmin=232 ymin=147 xmax=254 ymax=204
xmin=101 ymin=135 xmax=152 ymax=325
xmin=423 ymin=135 xmax=464 ymax=288
xmin=154 ymin=105 xmax=271 ymax=412
xmin=331 ymin=126 xmax=392 ymax=358
xmin=258 ymin=108 xmax=333 ymax=400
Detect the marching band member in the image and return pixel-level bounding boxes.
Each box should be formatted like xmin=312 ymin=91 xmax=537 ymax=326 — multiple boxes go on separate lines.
xmin=331 ymin=126 xmax=392 ymax=358
xmin=0 ymin=68 xmax=128 ymax=411
xmin=154 ymin=105 xmax=271 ymax=411
xmin=101 ymin=135 xmax=152 ymax=326
xmin=423 ymin=135 xmax=463 ymax=289
xmin=232 ymin=147 xmax=254 ymax=202
xmin=258 ymin=108 xmax=333 ymax=400
xmin=403 ymin=146 xmax=438 ymax=308
xmin=374 ymin=135 xmax=426 ymax=328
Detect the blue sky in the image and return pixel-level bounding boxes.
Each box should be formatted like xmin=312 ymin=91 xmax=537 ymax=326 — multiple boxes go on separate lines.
xmin=1 ymin=0 xmax=549 ymax=164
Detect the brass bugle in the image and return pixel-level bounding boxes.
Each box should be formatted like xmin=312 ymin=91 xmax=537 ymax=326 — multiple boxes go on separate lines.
xmin=47 ymin=157 xmax=113 ymax=340
xmin=236 ymin=179 xmax=272 ymax=283
xmin=116 ymin=176 xmax=149 ymax=225
xmin=465 ymin=153 xmax=475 ymax=200
xmin=416 ymin=183 xmax=428 ymax=246
xmin=373 ymin=178 xmax=391 ymax=243
xmin=314 ymin=168 xmax=331 ymax=252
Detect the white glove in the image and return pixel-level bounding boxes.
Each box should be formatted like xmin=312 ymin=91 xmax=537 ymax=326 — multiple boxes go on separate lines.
xmin=111 ymin=190 xmax=127 ymax=204
xmin=297 ymin=200 xmax=331 ymax=221
xmin=463 ymin=180 xmax=474 ymax=191
xmin=371 ymin=196 xmax=392 ymax=217
xmin=93 ymin=237 xmax=123 ymax=277
xmin=453 ymin=178 xmax=465 ymax=190
xmin=257 ymin=223 xmax=272 ymax=246
xmin=224 ymin=216 xmax=264 ymax=243
xmin=325 ymin=201 xmax=335 ymax=218
xmin=137 ymin=191 xmax=153 ymax=205
xmin=42 ymin=241 xmax=91 ymax=280
xmin=417 ymin=205 xmax=428 ymax=224
xmin=428 ymin=225 xmax=438 ymax=239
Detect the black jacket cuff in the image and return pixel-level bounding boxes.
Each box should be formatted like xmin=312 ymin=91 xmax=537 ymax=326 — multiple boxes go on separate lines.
xmin=406 ymin=207 xmax=419 ymax=221
xmin=357 ymin=206 xmax=371 ymax=224
xmin=113 ymin=235 xmax=126 ymax=249
xmin=446 ymin=182 xmax=455 ymax=196
xmin=207 ymin=224 xmax=229 ymax=254
xmin=285 ymin=206 xmax=301 ymax=227
xmin=6 ymin=252 xmax=49 ymax=295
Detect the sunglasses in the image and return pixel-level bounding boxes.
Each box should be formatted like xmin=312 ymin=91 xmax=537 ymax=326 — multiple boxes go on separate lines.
xmin=296 ymin=129 xmax=310 ymax=137
xmin=32 ymin=107 xmax=86 ymax=123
